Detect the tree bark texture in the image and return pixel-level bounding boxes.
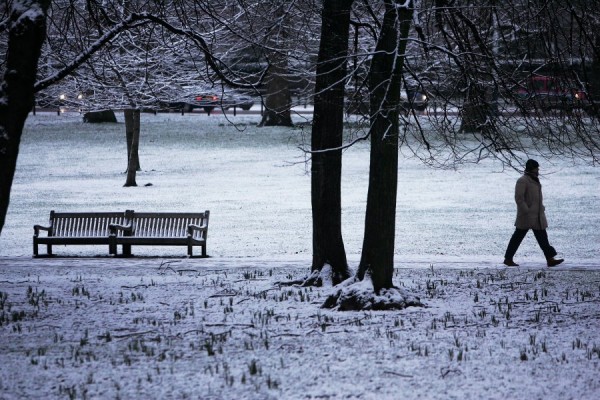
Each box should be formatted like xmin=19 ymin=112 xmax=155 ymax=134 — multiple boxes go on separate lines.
xmin=0 ymin=1 xmax=50 ymax=234
xmin=123 ymin=109 xmax=140 ymax=187
xmin=310 ymin=0 xmax=354 ymax=284
xmin=358 ymin=1 xmax=413 ymax=293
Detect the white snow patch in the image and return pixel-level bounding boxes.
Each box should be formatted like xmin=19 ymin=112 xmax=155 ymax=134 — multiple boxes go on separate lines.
xmin=11 ymin=1 xmax=45 ymax=29
xmin=320 ymin=263 xmax=334 ymax=286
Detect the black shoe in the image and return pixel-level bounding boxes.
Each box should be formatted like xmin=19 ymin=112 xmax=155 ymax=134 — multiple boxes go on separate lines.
xmin=504 ymin=259 xmax=519 ymax=267
xmin=547 ymin=257 xmax=564 ymax=267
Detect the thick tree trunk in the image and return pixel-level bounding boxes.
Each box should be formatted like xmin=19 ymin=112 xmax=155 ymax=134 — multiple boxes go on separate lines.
xmin=0 ymin=2 xmax=49 ymax=235
xmin=358 ymin=1 xmax=413 ymax=293
xmin=309 ymin=0 xmax=354 ymax=285
xmin=123 ymin=109 xmax=140 ymax=187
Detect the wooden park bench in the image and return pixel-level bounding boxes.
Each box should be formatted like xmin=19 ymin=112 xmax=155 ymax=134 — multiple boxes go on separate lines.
xmin=33 ymin=211 xmax=130 ymax=257
xmin=109 ymin=211 xmax=210 ymax=257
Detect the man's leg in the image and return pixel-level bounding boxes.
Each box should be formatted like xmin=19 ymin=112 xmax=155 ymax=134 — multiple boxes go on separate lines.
xmin=532 ymin=229 xmax=563 ymax=266
xmin=504 ymin=228 xmax=528 ymax=263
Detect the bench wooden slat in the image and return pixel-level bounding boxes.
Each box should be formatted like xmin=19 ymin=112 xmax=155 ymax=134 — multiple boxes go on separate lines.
xmin=87 ymin=217 xmax=94 ymax=236
xmin=78 ymin=218 xmax=84 ymax=235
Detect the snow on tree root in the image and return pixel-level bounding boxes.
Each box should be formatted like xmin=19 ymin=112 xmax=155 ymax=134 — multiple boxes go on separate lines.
xmin=302 ymin=264 xmax=335 ymax=287
xmin=323 ymin=272 xmax=424 ymax=311
xmin=278 ymin=264 xmax=340 ymax=287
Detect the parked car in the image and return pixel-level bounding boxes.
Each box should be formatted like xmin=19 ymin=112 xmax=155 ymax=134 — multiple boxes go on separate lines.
xmin=36 ymin=91 xmax=86 ymax=112
xmin=402 ymin=88 xmax=429 ymax=111
xmin=515 ymin=75 xmax=587 ymax=111
xmin=165 ymin=92 xmax=255 ymax=113
xmin=192 ymin=93 xmax=220 ymax=112
xmin=345 ymin=86 xmax=429 ymax=115
xmin=221 ymin=94 xmax=255 ymax=111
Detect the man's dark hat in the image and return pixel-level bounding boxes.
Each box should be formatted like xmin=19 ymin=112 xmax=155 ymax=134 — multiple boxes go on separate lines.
xmin=525 ymin=159 xmax=539 ymax=172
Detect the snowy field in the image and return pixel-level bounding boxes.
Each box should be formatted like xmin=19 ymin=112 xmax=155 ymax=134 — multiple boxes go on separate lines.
xmin=0 ymin=111 xmax=599 ymax=399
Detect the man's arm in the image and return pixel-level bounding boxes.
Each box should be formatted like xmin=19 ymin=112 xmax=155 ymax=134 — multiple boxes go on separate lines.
xmin=515 ymin=178 xmax=529 ymax=214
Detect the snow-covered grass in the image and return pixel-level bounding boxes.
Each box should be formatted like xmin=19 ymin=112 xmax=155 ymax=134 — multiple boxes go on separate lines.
xmin=0 ymin=111 xmax=599 ymax=399
xmin=1 ymin=258 xmax=600 ymax=399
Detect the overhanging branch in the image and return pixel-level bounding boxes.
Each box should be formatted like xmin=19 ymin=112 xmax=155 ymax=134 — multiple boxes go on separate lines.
xmin=34 ymin=14 xmax=151 ymax=92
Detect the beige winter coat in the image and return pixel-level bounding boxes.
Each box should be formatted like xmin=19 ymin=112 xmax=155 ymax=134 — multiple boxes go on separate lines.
xmin=514 ymin=173 xmax=548 ymax=230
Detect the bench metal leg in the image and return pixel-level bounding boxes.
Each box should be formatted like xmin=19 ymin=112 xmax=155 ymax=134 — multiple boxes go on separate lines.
xmin=33 ymin=240 xmax=54 ymax=257
xmin=123 ymin=244 xmax=132 ymax=257
xmin=109 ymin=237 xmax=116 ymax=255
xmin=202 ymin=244 xmax=207 ymax=258
xmin=187 ymin=244 xmax=193 ymax=257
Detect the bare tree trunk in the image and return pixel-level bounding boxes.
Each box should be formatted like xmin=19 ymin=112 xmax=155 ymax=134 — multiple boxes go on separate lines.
xmin=308 ymin=0 xmax=354 ymax=285
xmin=260 ymin=60 xmax=293 ymax=126
xmin=460 ymin=85 xmax=489 ymax=133
xmin=0 ymin=1 xmax=49 ymax=235
xmin=358 ymin=0 xmax=413 ymax=293
xmin=585 ymin=33 xmax=600 ymax=116
xmin=123 ymin=109 xmax=140 ymax=187
xmin=459 ymin=6 xmax=496 ymax=134
xmin=258 ymin=4 xmax=293 ymax=127
xmin=124 ymin=109 xmax=141 ymax=172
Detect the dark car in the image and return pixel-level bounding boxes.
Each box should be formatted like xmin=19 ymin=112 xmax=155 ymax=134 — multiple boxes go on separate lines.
xmin=161 ymin=94 xmax=217 ymax=113
xmin=345 ymin=86 xmax=429 ymax=115
xmin=402 ymin=88 xmax=428 ymax=111
xmin=196 ymin=93 xmax=255 ymax=112
xmin=192 ymin=93 xmax=220 ymax=112
xmin=221 ymin=94 xmax=255 ymax=111
xmin=515 ymin=75 xmax=587 ymax=111
xmin=166 ymin=92 xmax=255 ymax=113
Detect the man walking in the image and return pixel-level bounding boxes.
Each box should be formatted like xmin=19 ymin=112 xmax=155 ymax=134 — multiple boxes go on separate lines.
xmin=503 ymin=159 xmax=564 ymax=267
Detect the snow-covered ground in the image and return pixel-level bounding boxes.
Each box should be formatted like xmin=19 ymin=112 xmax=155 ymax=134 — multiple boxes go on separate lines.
xmin=0 ymin=111 xmax=599 ymax=399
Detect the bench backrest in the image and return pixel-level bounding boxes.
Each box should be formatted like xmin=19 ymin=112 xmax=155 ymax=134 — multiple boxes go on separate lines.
xmin=49 ymin=211 xmax=128 ymax=237
xmin=131 ymin=212 xmax=209 ymax=239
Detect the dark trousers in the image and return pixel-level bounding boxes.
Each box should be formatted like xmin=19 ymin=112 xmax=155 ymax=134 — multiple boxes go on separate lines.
xmin=504 ymin=228 xmax=557 ymax=260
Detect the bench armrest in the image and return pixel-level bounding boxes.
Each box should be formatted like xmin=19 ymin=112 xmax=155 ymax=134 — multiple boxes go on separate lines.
xmin=33 ymin=225 xmax=51 ymax=237
xmin=187 ymin=223 xmax=207 ymax=235
xmin=109 ymin=222 xmax=133 ymax=236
